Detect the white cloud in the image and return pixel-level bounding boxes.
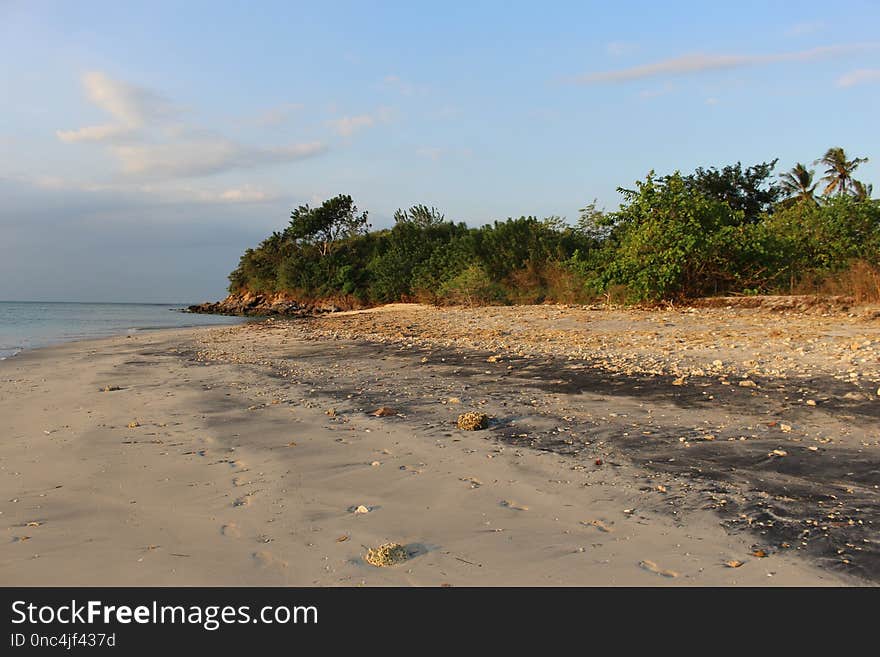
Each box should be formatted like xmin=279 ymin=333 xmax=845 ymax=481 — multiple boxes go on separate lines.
xmin=56 ymin=71 xmax=175 ymax=142
xmin=57 ymin=72 xmax=327 ymax=179
xmin=573 ymin=43 xmax=879 ymax=84
xmin=837 ymin=68 xmax=880 ymax=87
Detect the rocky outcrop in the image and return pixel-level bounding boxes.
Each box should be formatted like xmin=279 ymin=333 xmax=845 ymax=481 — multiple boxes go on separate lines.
xmin=187 ymin=291 xmax=345 ymax=317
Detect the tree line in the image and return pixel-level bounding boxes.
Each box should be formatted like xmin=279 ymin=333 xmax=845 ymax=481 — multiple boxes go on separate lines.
xmin=228 ymin=147 xmax=878 ymax=305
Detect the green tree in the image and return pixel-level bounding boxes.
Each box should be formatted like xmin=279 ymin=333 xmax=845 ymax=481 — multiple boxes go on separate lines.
xmin=816 ymin=147 xmax=869 ymax=196
xmin=682 ymin=160 xmax=781 ymax=222
xmin=286 ymin=194 xmax=370 ymax=256
xmin=393 ymin=204 xmax=446 ymax=228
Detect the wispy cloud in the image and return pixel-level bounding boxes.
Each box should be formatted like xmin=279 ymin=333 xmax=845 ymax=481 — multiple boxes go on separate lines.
xmin=572 ymin=43 xmax=879 ymax=84
xmin=837 ymin=68 xmax=880 ymax=87
xmin=111 ymin=138 xmax=325 ymax=178
xmin=57 ymin=72 xmax=327 ymax=178
xmin=56 ymin=72 xmax=175 ymax=142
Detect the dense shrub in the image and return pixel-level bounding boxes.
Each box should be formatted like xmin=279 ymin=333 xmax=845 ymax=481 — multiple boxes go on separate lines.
xmin=228 ymin=151 xmax=877 ymax=306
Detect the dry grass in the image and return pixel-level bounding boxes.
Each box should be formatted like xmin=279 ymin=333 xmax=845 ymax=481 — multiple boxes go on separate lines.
xmin=792 ymin=260 xmax=880 ymax=304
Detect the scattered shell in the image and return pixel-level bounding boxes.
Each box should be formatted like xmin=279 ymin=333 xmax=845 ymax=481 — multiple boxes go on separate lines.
xmin=724 ymin=560 xmax=744 ymax=568
xmin=639 ymin=560 xmax=678 ymax=578
xmin=352 ymin=505 xmax=370 ymax=514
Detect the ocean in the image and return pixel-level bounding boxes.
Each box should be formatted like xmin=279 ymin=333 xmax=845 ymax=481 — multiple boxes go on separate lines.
xmin=0 ymin=301 xmax=245 ymax=360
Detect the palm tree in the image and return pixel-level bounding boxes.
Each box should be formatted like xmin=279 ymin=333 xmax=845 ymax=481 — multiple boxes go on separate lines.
xmin=779 ymin=163 xmax=818 ymax=204
xmin=853 ymin=180 xmax=874 ymax=201
xmin=815 ymin=147 xmax=869 ymax=196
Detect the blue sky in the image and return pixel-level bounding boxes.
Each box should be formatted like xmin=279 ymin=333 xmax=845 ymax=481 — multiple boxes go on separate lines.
xmin=2 ymin=0 xmax=878 ymax=302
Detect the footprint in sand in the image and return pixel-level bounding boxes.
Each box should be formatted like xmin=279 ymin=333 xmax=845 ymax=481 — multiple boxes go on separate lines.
xmin=252 ymin=550 xmax=288 ymax=569
xmin=221 ymin=523 xmax=241 ymax=538
xmin=233 ymin=493 xmax=254 ymax=508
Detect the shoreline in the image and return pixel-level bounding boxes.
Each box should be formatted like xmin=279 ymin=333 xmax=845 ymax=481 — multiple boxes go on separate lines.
xmin=1 ymin=306 xmax=877 ymax=585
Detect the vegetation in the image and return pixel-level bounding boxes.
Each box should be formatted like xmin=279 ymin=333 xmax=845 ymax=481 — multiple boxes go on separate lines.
xmin=229 ymin=147 xmax=878 ymax=306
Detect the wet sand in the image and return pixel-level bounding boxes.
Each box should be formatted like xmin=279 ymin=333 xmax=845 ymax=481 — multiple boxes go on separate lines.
xmin=1 ymin=303 xmax=877 ymax=585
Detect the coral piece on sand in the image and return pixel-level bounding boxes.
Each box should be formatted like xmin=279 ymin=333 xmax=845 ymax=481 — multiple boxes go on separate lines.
xmin=365 ymin=542 xmax=408 ymax=567
xmin=457 ymin=412 xmax=489 ymax=430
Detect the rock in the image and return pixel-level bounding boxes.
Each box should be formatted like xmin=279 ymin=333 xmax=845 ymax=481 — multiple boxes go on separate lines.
xmin=739 ymin=379 xmax=757 ymax=388
xmin=457 ymin=412 xmax=489 ymax=430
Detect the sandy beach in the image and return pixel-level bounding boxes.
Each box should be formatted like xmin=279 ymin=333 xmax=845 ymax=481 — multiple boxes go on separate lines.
xmin=1 ymin=303 xmax=878 ymax=586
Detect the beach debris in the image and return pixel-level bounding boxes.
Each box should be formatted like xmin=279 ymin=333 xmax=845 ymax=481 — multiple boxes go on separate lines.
xmin=370 ymin=461 xmax=381 ymax=467
xmin=724 ymin=560 xmax=744 ymax=568
xmin=325 ymin=408 xmax=336 ymax=417
xmin=806 ymin=399 xmax=817 ymax=406
xmin=446 ymin=397 xmax=461 ymax=404
xmin=100 ymin=385 xmax=121 ymax=392
xmin=768 ymin=449 xmax=788 ymax=458
xmin=780 ymin=424 xmax=792 ymax=433
xmin=500 ymin=500 xmax=529 ymax=511
xmin=127 ymin=421 xmax=140 ymax=428
xmin=457 ymin=412 xmax=489 ymax=430
xmin=371 ymin=406 xmax=397 ymax=417
xmin=751 ymin=549 xmax=768 ymax=558
xmin=336 ymin=535 xmax=350 ymax=543
xmin=365 ymin=542 xmax=408 ymax=567
xmin=739 ymin=379 xmax=757 ymax=388
xmin=486 ymin=355 xmax=503 ymax=363
xmin=639 ymin=560 xmax=679 ymax=578
xmin=460 ymin=476 xmax=482 ymax=488
xmin=351 ymin=505 xmax=370 ymax=514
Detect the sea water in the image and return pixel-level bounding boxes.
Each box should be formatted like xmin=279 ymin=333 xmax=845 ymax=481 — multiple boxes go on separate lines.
xmin=0 ymin=301 xmax=244 ymax=359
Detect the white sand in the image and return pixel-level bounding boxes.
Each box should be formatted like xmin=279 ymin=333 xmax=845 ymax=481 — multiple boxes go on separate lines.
xmin=0 ymin=324 xmax=860 ymax=586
